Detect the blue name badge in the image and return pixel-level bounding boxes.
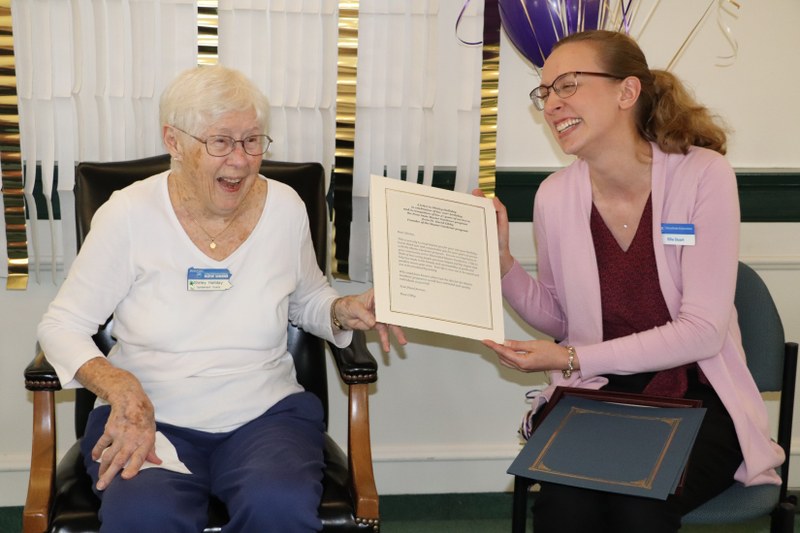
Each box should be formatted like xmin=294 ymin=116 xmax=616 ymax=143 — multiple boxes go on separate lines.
xmin=661 ymin=223 xmax=695 ymax=246
xmin=187 ymin=268 xmax=233 ymax=291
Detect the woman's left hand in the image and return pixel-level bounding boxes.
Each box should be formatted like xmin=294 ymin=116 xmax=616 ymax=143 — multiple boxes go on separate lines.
xmin=334 ymin=289 xmax=407 ymax=351
xmin=482 ymin=339 xmax=575 ymax=374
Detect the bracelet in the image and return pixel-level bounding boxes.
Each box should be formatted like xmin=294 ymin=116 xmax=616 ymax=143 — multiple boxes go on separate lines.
xmin=562 ymin=345 xmax=576 ymax=379
xmin=330 ymin=297 xmax=346 ymax=330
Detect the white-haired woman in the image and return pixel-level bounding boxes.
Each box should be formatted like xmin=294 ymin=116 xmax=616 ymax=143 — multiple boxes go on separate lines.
xmin=38 ymin=65 xmax=404 ymax=532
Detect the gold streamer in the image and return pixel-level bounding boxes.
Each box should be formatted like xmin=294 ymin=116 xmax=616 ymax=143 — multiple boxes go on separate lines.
xmin=477 ymin=1 xmax=500 ymax=198
xmin=478 ymin=41 xmax=499 ymax=198
xmin=197 ymin=1 xmax=219 ymax=66
xmin=0 ymin=1 xmax=27 ymax=290
xmin=331 ymin=1 xmax=360 ymax=279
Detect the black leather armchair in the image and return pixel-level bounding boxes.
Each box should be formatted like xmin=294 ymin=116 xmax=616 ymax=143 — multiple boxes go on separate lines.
xmin=23 ymin=154 xmax=381 ymax=533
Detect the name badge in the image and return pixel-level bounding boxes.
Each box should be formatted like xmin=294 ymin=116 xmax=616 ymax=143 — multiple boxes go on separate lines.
xmin=661 ymin=223 xmax=695 ymax=246
xmin=187 ymin=268 xmax=232 ymax=291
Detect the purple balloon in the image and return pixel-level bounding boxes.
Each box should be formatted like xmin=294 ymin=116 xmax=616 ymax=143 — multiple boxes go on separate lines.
xmin=499 ymin=0 xmax=602 ymax=68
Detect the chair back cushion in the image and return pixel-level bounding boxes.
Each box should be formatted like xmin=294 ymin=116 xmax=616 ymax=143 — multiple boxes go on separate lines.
xmin=73 ymin=154 xmax=331 ymax=436
xmin=735 ymin=262 xmax=786 ymax=392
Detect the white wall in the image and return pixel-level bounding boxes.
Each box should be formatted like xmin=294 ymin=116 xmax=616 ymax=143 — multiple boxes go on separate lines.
xmin=3 ymin=0 xmax=800 ymax=505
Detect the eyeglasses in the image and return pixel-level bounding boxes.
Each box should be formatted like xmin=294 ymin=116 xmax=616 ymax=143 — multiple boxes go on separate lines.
xmin=172 ymin=126 xmax=273 ymax=157
xmin=529 ymin=71 xmax=623 ymax=111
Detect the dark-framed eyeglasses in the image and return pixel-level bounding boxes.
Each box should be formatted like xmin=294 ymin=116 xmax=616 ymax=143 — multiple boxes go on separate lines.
xmin=529 ymin=71 xmax=623 ymax=111
xmin=172 ymin=125 xmax=273 ymax=157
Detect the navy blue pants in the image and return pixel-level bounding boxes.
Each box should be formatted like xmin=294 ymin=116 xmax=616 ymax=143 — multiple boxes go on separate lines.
xmin=81 ymin=391 xmax=326 ymax=533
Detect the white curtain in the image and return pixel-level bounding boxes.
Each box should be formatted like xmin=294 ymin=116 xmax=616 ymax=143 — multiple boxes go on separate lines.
xmin=348 ymin=0 xmax=484 ymax=281
xmin=217 ymin=0 xmax=339 ymax=182
xmin=12 ymin=0 xmax=197 ymax=282
xmin=7 ymin=0 xmax=485 ymax=284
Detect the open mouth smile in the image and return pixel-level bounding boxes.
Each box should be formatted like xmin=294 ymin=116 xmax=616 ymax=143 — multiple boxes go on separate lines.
xmin=555 ymin=118 xmax=582 ymax=134
xmin=217 ymin=177 xmax=244 ymax=192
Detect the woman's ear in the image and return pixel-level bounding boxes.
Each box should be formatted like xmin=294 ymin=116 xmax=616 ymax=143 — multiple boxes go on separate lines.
xmin=163 ymin=125 xmax=182 ymax=161
xmin=618 ymin=76 xmax=642 ymax=110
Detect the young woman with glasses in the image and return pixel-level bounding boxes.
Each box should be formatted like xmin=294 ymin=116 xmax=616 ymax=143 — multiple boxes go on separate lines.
xmin=478 ymin=30 xmax=782 ymax=532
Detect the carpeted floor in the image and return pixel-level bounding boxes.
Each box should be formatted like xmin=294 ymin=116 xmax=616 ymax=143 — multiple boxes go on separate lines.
xmin=0 ymin=493 xmax=784 ymax=532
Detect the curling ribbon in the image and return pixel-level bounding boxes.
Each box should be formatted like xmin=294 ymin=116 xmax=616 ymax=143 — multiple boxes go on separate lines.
xmin=0 ymin=1 xmax=28 ymax=290
xmin=714 ymin=0 xmax=740 ymax=67
xmin=667 ymin=0 xmax=740 ymax=71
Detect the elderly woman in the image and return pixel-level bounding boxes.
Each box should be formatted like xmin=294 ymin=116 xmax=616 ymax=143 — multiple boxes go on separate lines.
xmin=37 ymin=65 xmax=404 ymax=533
xmin=479 ymin=30 xmax=783 ymax=532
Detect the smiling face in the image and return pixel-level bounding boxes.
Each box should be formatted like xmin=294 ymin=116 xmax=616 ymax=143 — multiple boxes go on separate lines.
xmin=166 ymin=108 xmax=263 ymax=218
xmin=540 ymin=42 xmax=627 ymax=161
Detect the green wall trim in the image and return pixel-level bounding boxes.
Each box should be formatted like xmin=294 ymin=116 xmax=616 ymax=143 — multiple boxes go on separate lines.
xmin=27 ymin=165 xmax=800 ymax=223
xmin=494 ymin=168 xmax=800 ymax=223
xmin=495 ymin=169 xmax=550 ymax=223
xmin=736 ymin=170 xmax=800 ymax=222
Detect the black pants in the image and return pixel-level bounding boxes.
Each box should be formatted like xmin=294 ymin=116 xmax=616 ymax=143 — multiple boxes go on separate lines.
xmin=531 ymin=371 xmax=743 ymax=533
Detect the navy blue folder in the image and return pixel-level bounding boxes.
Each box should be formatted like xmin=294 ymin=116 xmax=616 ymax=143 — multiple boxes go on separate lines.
xmin=508 ymin=388 xmax=706 ymax=499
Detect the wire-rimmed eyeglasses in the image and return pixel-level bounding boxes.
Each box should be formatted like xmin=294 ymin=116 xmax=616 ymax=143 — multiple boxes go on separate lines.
xmin=529 ymin=71 xmax=623 ymax=111
xmin=172 ymin=125 xmax=273 ymax=157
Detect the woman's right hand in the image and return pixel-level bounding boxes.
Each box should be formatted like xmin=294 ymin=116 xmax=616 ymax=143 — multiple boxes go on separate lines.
xmin=77 ymin=358 xmax=162 ymax=490
xmin=92 ymin=390 xmax=160 ymax=490
xmin=333 ymin=289 xmax=408 ymax=352
xmin=472 ymin=189 xmax=515 ymax=276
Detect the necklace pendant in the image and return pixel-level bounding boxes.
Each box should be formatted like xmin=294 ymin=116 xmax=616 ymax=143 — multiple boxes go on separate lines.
xmin=209 ymin=241 xmax=217 ymax=250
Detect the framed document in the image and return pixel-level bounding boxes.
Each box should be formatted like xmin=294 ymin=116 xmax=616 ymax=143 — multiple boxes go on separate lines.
xmin=369 ymin=175 xmax=504 ymax=343
xmin=508 ymin=387 xmax=705 ymax=499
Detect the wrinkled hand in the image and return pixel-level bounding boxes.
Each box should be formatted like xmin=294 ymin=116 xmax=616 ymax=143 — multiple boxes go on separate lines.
xmin=472 ymin=189 xmax=514 ymax=277
xmin=335 ymin=289 xmax=407 ymax=351
xmin=91 ymin=391 xmax=161 ymax=491
xmin=482 ymin=339 xmax=573 ymax=374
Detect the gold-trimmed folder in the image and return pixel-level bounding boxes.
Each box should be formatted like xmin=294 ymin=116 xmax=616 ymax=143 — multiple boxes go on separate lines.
xmin=508 ymin=387 xmax=705 ymax=499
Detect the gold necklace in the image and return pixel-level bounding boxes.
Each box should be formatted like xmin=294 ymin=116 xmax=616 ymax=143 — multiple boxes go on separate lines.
xmin=188 ymin=211 xmax=242 ymax=249
xmin=185 ymin=188 xmax=252 ymax=250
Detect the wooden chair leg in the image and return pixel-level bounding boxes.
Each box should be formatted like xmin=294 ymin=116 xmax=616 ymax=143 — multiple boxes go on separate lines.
xmin=23 ymin=390 xmax=56 ymax=533
xmin=348 ymin=383 xmax=379 ymax=529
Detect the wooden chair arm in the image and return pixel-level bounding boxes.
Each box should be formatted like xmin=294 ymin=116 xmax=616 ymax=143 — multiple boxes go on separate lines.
xmin=329 ymin=330 xmax=380 ymax=525
xmin=23 ymin=389 xmax=56 ymax=533
xmin=348 ymin=382 xmax=379 ymax=528
xmin=23 ymin=349 xmax=60 ymax=533
xmin=329 ymin=332 xmax=380 ymax=527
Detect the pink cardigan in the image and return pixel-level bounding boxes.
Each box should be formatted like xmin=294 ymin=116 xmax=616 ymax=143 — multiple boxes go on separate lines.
xmin=502 ymin=143 xmax=783 ymax=486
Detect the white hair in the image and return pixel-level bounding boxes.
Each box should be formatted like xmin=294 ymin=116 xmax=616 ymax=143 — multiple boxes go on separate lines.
xmin=159 ymin=65 xmax=269 ymax=135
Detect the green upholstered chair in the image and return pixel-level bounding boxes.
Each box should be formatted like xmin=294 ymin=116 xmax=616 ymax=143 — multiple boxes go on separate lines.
xmin=511 ymin=261 xmax=798 ymax=533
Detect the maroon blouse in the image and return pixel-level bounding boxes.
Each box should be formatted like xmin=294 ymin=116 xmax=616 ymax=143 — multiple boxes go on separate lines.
xmin=591 ymin=196 xmax=695 ymax=397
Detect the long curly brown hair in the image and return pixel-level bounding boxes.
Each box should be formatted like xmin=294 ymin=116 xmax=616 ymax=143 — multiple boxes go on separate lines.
xmin=552 ymin=30 xmax=728 ymax=155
